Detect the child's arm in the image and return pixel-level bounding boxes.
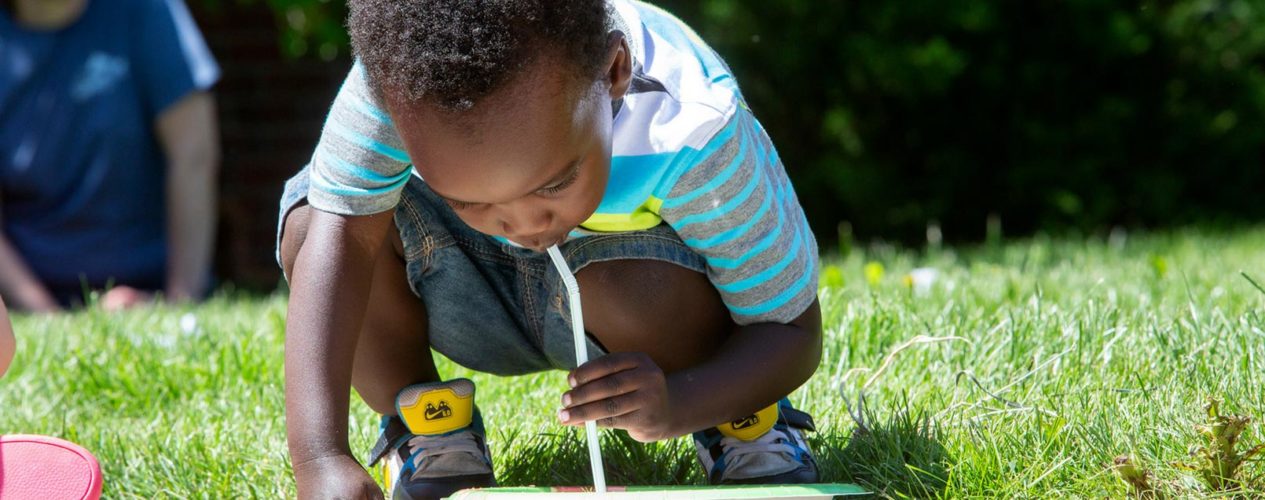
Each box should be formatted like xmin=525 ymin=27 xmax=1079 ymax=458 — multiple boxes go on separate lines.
xmin=562 ymin=301 xmax=821 ymax=441
xmin=285 ymin=209 xmax=395 ymax=499
xmin=561 ymin=106 xmax=824 ymax=440
xmin=284 ymin=60 xmax=411 ymax=498
xmin=0 ymin=296 xmax=15 ymax=377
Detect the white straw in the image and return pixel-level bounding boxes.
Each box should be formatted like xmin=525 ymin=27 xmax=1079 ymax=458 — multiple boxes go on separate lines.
xmin=546 ymin=245 xmax=607 ymax=494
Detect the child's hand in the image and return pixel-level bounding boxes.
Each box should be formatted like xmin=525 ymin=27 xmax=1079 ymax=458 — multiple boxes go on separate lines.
xmin=560 ymin=352 xmax=675 ymax=442
xmin=100 ymin=286 xmax=153 ymax=312
xmin=293 ymin=454 xmax=383 ymax=500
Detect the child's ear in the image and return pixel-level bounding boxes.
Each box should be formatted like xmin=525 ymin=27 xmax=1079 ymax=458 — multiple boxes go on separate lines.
xmin=604 ymin=31 xmax=632 ymax=101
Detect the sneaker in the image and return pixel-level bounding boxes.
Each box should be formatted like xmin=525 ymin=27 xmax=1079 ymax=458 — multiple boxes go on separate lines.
xmin=366 ymin=379 xmax=497 ymax=500
xmin=692 ymin=399 xmax=820 ymax=484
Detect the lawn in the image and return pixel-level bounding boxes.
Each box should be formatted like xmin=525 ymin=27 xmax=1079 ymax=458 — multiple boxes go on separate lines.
xmin=3 ymin=227 xmax=1264 ymax=498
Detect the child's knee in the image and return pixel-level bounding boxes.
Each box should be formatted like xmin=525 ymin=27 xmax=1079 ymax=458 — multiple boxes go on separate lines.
xmin=576 ymin=259 xmax=733 ymax=371
xmin=279 ymin=204 xmax=313 ymax=280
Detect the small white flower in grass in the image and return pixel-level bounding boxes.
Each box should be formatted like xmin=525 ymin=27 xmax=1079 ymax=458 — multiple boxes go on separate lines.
xmin=180 ymin=313 xmax=199 ymax=335
xmin=903 ymin=267 xmax=939 ymax=296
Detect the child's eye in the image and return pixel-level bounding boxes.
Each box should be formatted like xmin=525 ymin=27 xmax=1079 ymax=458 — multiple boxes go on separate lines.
xmin=538 ymin=165 xmax=581 ymax=195
xmin=444 ymin=198 xmax=476 ymax=210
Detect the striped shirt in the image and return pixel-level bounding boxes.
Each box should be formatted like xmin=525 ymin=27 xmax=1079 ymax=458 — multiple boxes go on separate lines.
xmin=307 ymin=0 xmax=818 ymax=325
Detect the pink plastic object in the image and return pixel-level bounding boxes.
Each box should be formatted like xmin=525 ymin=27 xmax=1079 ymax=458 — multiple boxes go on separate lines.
xmin=0 ymin=435 xmax=103 ymax=500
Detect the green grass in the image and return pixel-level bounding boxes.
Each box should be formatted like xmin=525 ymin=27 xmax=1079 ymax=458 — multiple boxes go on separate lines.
xmin=3 ymin=226 xmax=1265 ymax=498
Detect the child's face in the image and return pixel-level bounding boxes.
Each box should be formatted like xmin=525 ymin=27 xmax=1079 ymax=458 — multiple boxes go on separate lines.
xmin=386 ymin=43 xmax=628 ymax=252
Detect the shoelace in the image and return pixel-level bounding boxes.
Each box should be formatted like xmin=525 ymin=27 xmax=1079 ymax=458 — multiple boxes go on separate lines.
xmin=405 ymin=431 xmax=486 ymax=471
xmin=718 ymin=428 xmax=797 ymax=472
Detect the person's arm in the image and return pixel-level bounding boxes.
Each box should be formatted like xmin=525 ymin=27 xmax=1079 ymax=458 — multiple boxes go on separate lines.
xmin=0 ymin=205 xmax=60 ymax=313
xmin=561 ymin=301 xmax=821 ymax=441
xmin=560 ymin=104 xmax=823 ymax=440
xmin=282 ymin=58 xmax=412 ymax=497
xmin=0 ymin=296 xmax=16 ymax=377
xmin=157 ymin=91 xmax=219 ymax=302
xmin=673 ymin=301 xmax=821 ymax=435
xmin=286 ymin=208 xmax=395 ymax=500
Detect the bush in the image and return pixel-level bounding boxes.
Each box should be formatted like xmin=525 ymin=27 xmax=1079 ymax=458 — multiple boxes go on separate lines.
xmin=255 ymin=0 xmax=1265 ymax=242
xmin=661 ymin=0 xmax=1265 ymax=242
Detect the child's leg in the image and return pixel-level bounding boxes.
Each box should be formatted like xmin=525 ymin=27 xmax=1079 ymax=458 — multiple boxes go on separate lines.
xmin=572 ymin=256 xmax=821 ymax=485
xmin=575 ymin=259 xmax=733 ymax=374
xmin=275 ymin=172 xmax=507 ymax=497
xmin=279 ymin=204 xmax=439 ymax=415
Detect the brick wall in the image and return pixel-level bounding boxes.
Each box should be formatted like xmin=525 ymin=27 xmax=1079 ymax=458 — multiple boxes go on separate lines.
xmin=191 ymin=3 xmax=351 ymax=289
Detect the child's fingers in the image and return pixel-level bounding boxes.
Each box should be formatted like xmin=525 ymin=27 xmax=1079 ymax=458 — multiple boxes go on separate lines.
xmin=562 ymin=369 xmax=642 ymax=409
xmin=558 ymin=392 xmax=643 ymax=426
xmin=567 ymin=352 xmax=651 ymax=387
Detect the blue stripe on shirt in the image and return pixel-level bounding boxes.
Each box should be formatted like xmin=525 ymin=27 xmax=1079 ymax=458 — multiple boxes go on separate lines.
xmin=311 ymin=156 xmax=412 ymax=197
xmin=311 ymin=169 xmax=408 ymax=198
xmin=672 ymin=155 xmax=763 ymax=230
xmin=715 ymin=219 xmax=804 ymax=294
xmin=604 ymin=116 xmax=741 ymax=209
xmin=342 ymin=62 xmax=393 ymax=126
xmin=652 ymin=115 xmax=743 ymax=200
xmin=683 ymin=175 xmax=777 ymax=248
xmin=325 ymin=153 xmax=413 ymax=185
xmin=326 ymin=121 xmax=410 ymax=164
xmin=660 ymin=117 xmax=750 ymax=210
xmin=706 ymin=202 xmax=785 ymax=269
xmin=345 ymin=92 xmax=394 ymax=126
xmin=600 ymin=152 xmax=675 ymax=213
xmin=758 ymin=129 xmax=780 ymax=168
xmin=725 ymin=254 xmax=814 ymax=317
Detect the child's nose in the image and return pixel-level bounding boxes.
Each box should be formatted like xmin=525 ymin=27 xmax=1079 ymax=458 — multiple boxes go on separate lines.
xmin=498 ymin=205 xmax=553 ymax=241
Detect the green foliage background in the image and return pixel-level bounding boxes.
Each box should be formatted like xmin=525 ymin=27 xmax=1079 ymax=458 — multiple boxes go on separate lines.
xmin=244 ymin=0 xmax=1265 ymax=242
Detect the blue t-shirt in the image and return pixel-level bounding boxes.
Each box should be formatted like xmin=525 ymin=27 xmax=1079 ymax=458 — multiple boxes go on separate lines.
xmin=0 ymin=0 xmax=219 ymax=301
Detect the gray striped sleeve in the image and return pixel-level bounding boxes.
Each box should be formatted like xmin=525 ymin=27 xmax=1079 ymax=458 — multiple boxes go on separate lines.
xmin=306 ymin=62 xmax=414 ymax=216
xmin=659 ymin=109 xmax=820 ymax=325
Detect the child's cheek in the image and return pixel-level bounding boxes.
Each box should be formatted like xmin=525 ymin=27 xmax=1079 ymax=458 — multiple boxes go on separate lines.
xmin=572 ymin=178 xmax=606 ymax=224
xmin=455 ymin=211 xmax=500 ymax=238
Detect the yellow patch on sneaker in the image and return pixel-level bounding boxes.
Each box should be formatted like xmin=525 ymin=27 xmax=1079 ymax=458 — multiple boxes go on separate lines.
xmin=717 ymin=403 xmax=778 ymax=441
xmin=381 ymin=462 xmax=393 ymax=493
xmin=399 ymin=386 xmax=474 ymax=436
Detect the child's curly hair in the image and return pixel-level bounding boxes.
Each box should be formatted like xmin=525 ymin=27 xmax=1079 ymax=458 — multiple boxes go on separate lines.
xmin=349 ymin=0 xmax=611 ymax=111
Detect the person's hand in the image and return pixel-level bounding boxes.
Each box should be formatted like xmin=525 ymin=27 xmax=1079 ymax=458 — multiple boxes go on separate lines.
xmin=100 ymin=286 xmax=153 ymax=312
xmin=0 ymin=297 xmax=14 ymax=377
xmin=293 ymin=454 xmax=384 ymax=500
xmin=559 ymin=352 xmax=675 ymax=442
xmin=10 ymin=284 xmax=60 ymax=314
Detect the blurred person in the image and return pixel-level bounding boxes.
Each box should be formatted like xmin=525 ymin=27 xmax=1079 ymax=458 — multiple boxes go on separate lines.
xmin=0 ymin=296 xmax=12 ymax=376
xmin=0 ymin=0 xmax=220 ymax=312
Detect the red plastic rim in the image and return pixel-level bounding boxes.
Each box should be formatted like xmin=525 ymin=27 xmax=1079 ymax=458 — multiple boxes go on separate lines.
xmin=0 ymin=434 xmax=103 ymax=500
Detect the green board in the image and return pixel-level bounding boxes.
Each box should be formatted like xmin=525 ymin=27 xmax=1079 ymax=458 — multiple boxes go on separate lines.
xmin=446 ymin=483 xmax=868 ymax=499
